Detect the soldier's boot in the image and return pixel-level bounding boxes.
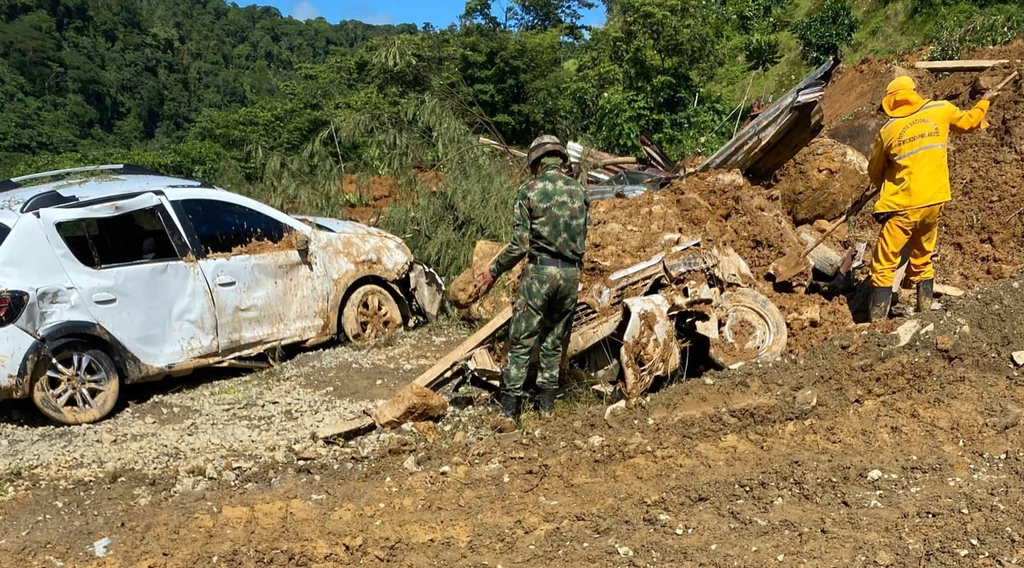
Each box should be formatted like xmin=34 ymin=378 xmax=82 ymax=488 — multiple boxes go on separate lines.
xmin=538 ymin=389 xmax=557 ymax=418
xmin=869 ymin=286 xmax=892 ymax=323
xmin=916 ymin=279 xmax=934 ymax=313
xmin=489 ymin=393 xmax=520 ymax=433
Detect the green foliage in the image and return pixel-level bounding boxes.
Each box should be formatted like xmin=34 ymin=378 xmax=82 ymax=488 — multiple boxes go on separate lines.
xmin=793 ymin=0 xmax=858 ymax=64
xmin=924 ymin=2 xmax=1024 ymax=60
xmin=744 ymin=34 xmax=783 ymax=70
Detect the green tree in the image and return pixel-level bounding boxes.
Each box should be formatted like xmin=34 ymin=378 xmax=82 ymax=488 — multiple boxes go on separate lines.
xmin=793 ymin=0 xmax=858 ymax=64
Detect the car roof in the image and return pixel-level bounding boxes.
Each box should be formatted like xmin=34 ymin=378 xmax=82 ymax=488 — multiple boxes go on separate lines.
xmin=0 ymin=165 xmax=209 ymax=214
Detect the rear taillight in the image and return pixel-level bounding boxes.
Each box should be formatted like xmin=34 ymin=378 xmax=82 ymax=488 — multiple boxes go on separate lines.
xmin=0 ymin=291 xmax=28 ymax=327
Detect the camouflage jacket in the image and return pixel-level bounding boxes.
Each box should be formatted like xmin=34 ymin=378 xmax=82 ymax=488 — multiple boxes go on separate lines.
xmin=489 ymin=162 xmax=590 ymax=277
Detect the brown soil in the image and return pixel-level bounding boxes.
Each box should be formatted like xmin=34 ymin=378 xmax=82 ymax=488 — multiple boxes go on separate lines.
xmin=8 ymin=275 xmax=1024 ymax=566
xmin=585 ymin=170 xmax=802 ymax=290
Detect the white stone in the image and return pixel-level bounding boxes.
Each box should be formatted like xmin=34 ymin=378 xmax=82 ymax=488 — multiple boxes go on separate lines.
xmin=867 ymin=469 xmax=883 ymax=482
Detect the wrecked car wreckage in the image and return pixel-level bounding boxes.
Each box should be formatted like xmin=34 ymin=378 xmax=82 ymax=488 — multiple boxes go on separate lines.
xmin=463 ymin=241 xmax=787 ymax=401
xmin=0 ymin=165 xmax=444 ymax=425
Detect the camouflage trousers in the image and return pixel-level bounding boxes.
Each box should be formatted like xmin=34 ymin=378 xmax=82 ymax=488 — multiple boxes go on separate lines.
xmin=503 ymin=264 xmax=580 ymax=397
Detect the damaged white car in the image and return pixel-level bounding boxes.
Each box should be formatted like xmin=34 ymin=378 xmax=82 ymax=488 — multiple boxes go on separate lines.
xmin=0 ymin=165 xmax=443 ymax=425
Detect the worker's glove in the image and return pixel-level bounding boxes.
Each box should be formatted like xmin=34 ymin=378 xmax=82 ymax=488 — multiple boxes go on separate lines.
xmin=873 ymin=212 xmax=894 ymax=225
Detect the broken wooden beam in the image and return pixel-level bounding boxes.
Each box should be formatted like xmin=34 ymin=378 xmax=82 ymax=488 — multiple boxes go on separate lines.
xmin=316 ymin=415 xmax=375 ymax=441
xmin=413 ymin=306 xmax=514 ymax=388
xmin=913 ymin=60 xmax=1010 ymax=72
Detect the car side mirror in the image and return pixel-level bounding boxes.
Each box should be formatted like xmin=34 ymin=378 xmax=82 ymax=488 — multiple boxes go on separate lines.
xmin=295 ymin=234 xmax=310 ymax=253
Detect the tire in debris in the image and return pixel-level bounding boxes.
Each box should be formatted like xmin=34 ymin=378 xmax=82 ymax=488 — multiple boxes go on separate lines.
xmin=32 ymin=342 xmax=121 ymax=425
xmin=342 ymin=284 xmax=404 ymax=343
xmin=708 ymin=289 xmax=787 ymax=369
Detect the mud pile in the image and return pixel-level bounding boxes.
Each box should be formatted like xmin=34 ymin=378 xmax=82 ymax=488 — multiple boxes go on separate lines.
xmin=826 ymin=42 xmax=1024 ymax=290
xmin=585 ymin=170 xmax=802 ymax=289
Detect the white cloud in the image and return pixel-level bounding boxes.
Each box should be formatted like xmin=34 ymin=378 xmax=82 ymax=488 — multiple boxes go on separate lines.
xmin=346 ymin=3 xmax=394 ymax=25
xmin=290 ymin=1 xmax=320 ymax=20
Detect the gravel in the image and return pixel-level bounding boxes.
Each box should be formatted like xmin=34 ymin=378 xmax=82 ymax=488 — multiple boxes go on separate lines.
xmin=0 ymin=325 xmax=469 ymax=494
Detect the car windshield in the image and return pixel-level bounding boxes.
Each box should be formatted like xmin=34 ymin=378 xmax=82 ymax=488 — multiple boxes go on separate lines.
xmin=0 ymin=223 xmax=10 ymax=248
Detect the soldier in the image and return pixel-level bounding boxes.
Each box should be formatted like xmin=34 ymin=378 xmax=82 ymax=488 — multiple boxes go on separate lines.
xmin=475 ymin=135 xmax=589 ymax=422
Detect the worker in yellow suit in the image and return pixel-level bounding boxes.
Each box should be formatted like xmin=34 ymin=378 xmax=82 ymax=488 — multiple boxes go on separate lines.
xmin=867 ymin=75 xmax=997 ymax=321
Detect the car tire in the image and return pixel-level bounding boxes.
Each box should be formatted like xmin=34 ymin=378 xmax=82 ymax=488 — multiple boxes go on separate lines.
xmin=31 ymin=343 xmax=121 ymax=425
xmin=341 ymin=284 xmax=404 ymax=343
xmin=708 ymin=289 xmax=787 ymax=369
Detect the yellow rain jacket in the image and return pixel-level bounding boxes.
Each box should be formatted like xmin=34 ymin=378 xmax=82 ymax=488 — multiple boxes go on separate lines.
xmin=868 ymin=76 xmax=990 ymax=213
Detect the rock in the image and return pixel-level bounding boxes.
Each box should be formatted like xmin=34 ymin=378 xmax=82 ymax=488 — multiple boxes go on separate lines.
xmin=439 ymin=465 xmax=451 ymax=476
xmin=795 ymin=388 xmax=818 ymax=410
xmin=893 ymin=320 xmax=922 ymax=348
xmin=453 ymin=431 xmax=468 ymax=446
xmin=604 ymin=400 xmax=628 ymax=427
xmin=403 ymin=455 xmax=420 ymax=473
xmin=144 ymin=417 xmax=156 ymax=425
xmin=587 ymin=435 xmax=605 ymax=447
xmin=100 ymin=431 xmax=116 ymax=446
xmin=867 ymin=469 xmax=883 ymax=482
xmin=659 ymin=233 xmax=682 ymax=247
xmin=615 ymin=545 xmax=634 ymax=557
xmin=412 ymin=421 xmax=440 ymax=442
xmin=919 ymin=323 xmax=935 ymax=336
xmin=222 ymin=470 xmax=238 ymax=483
xmin=935 ymin=335 xmax=954 ymax=353
xmin=875 ymin=550 xmax=894 ymax=566
xmin=1012 ymin=351 xmax=1024 ymax=367
xmin=987 ymin=404 xmax=1023 ymax=432
xmin=205 ymin=464 xmax=219 ymax=480
xmin=373 ymin=384 xmax=449 ymax=429
xmin=775 ymin=138 xmax=869 ymax=225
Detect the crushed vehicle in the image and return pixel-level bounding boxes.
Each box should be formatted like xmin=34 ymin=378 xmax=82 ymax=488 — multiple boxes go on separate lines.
xmin=0 ymin=164 xmax=443 ymax=425
xmin=454 ymin=241 xmax=788 ymax=400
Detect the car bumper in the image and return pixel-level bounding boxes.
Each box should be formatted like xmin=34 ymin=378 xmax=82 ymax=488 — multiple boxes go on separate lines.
xmin=0 ymin=326 xmax=40 ymax=400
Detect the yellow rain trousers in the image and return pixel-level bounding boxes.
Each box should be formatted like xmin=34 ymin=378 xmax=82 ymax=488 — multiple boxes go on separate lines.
xmin=867 ymin=77 xmax=989 ymax=287
xmin=869 ymin=204 xmax=944 ymax=288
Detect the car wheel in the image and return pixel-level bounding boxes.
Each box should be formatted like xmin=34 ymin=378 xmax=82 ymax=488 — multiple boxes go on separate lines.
xmin=341 ymin=284 xmax=404 ymax=343
xmin=32 ymin=344 xmax=121 ymax=425
xmin=708 ymin=289 xmax=787 ymax=369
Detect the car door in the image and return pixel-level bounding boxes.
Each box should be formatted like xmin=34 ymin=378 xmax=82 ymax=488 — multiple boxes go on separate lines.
xmin=39 ymin=194 xmax=219 ymax=367
xmin=171 ymin=196 xmax=329 ymax=352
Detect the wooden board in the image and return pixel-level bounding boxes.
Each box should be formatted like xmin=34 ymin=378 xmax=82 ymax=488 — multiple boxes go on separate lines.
xmin=914 ymin=60 xmax=1009 ymax=72
xmin=413 ymin=306 xmax=514 ymax=388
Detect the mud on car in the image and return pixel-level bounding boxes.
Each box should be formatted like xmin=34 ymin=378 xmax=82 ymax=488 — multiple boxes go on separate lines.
xmin=0 ymin=165 xmax=443 ymax=425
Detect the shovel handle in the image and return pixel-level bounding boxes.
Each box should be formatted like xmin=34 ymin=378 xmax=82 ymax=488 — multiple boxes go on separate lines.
xmin=996 ymin=71 xmax=1019 ymax=92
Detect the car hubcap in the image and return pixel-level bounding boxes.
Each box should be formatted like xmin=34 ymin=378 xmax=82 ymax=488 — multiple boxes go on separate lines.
xmin=357 ymin=291 xmax=400 ymax=340
xmin=42 ymin=353 xmax=110 ymax=412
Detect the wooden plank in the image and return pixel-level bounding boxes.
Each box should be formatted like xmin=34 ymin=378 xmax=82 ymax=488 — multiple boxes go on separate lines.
xmin=413 ymin=306 xmax=514 ymax=388
xmin=913 ymin=60 xmax=1009 ymax=72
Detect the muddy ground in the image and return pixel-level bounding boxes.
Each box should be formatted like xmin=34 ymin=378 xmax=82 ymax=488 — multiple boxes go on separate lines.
xmin=5 ymin=273 xmax=1024 ymax=566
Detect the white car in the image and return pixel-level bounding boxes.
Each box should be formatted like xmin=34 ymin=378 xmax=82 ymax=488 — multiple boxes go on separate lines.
xmin=0 ymin=165 xmax=443 ymax=425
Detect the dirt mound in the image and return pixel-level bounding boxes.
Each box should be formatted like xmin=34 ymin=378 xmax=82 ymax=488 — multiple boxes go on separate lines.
xmin=585 ymin=170 xmax=802 ymax=288
xmin=772 ymin=137 xmax=869 ymax=225
xmin=449 ymin=241 xmax=505 ymax=309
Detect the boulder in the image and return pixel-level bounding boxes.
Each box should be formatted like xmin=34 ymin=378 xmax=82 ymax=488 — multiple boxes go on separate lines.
xmin=774 ymin=138 xmax=869 ymax=225
xmin=373 ymin=384 xmax=449 ymax=429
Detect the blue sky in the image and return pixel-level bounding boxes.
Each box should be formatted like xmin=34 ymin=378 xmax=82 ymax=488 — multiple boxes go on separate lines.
xmin=240 ymin=1 xmax=606 ymax=27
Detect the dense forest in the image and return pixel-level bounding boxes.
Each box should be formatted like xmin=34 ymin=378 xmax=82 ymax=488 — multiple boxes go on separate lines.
xmin=2 ymin=0 xmax=1022 ymax=277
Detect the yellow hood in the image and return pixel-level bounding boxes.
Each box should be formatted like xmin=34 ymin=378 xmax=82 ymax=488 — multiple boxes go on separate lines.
xmin=882 ymin=76 xmax=928 ymax=118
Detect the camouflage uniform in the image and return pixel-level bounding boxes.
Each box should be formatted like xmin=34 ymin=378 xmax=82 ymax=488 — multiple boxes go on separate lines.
xmin=489 ymin=160 xmax=589 ymax=397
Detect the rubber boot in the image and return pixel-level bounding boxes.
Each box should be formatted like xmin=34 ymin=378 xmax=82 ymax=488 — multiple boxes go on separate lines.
xmin=490 ymin=393 xmax=519 ymax=433
xmin=538 ymin=389 xmax=557 ymax=418
xmin=500 ymin=393 xmax=520 ymax=419
xmin=916 ymin=279 xmax=934 ymax=313
xmin=868 ymin=286 xmax=892 ymax=322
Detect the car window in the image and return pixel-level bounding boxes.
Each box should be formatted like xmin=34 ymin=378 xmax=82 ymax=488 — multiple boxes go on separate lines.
xmin=0 ymin=223 xmax=9 ymax=248
xmin=178 ymin=199 xmax=291 ymax=256
xmin=56 ymin=207 xmax=180 ymax=269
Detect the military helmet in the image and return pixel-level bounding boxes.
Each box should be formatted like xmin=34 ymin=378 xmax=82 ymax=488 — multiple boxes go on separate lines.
xmin=526 ymin=135 xmax=569 ymax=170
